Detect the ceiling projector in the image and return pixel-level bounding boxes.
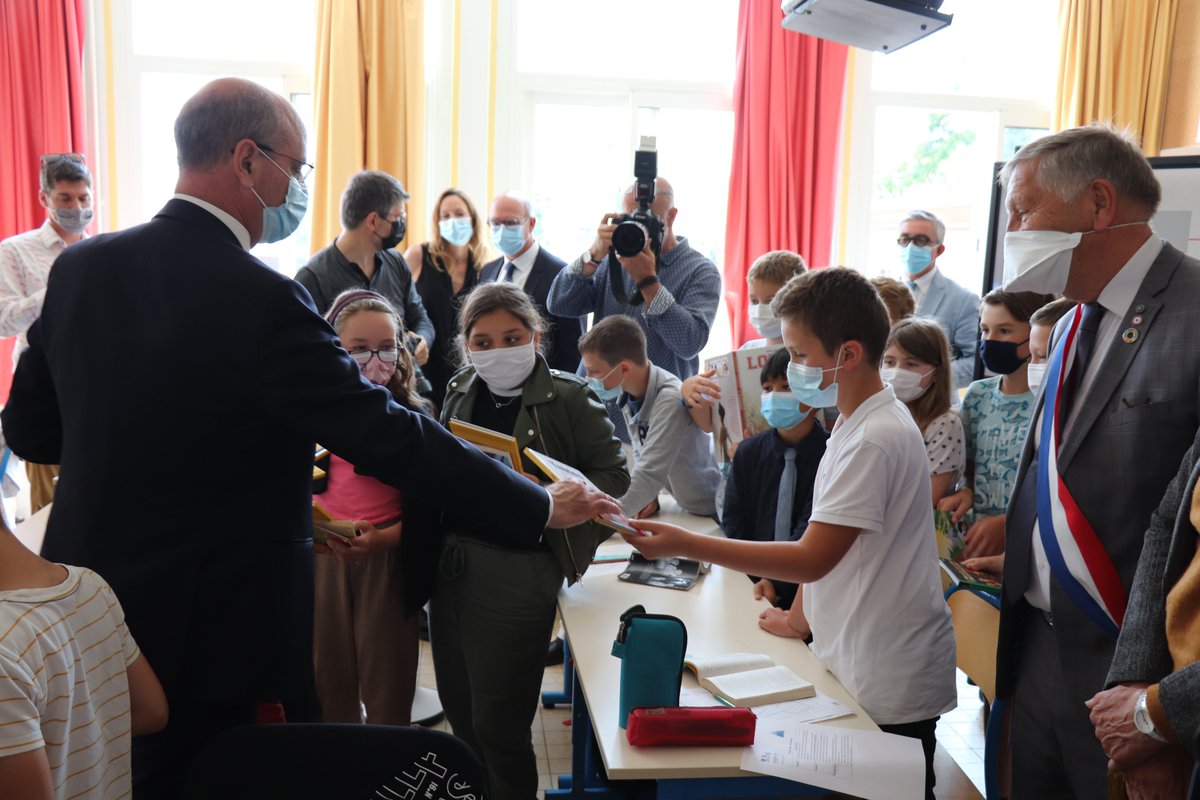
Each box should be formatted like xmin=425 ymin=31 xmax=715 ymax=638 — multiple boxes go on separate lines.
xmin=781 ymin=0 xmax=953 ymax=53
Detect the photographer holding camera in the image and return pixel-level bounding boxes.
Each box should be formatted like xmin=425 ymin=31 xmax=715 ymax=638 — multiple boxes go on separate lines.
xmin=547 ymin=173 xmax=721 ymax=385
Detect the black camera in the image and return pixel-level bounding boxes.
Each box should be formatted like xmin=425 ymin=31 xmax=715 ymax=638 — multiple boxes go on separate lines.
xmin=608 ymin=138 xmax=665 ymax=306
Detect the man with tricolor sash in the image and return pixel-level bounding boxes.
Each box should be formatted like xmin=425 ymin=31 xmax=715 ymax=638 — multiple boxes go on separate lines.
xmin=997 ymin=124 xmax=1200 ymax=798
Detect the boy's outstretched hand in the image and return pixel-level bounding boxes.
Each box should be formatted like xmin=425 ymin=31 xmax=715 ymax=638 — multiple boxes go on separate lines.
xmin=621 ymin=518 xmax=695 ymax=560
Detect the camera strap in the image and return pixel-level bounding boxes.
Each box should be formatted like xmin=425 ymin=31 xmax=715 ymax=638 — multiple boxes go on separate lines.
xmin=608 ymin=246 xmax=646 ymax=306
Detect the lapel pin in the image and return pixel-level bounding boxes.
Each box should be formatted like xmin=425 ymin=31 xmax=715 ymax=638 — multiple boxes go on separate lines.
xmin=1134 ymin=303 xmax=1146 ymax=313
xmin=1122 ymin=328 xmax=1139 ymax=344
xmin=1130 ymin=315 xmax=1144 ymax=326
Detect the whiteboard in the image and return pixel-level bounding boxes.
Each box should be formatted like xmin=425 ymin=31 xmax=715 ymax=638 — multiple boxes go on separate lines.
xmin=982 ymin=155 xmax=1200 ymax=293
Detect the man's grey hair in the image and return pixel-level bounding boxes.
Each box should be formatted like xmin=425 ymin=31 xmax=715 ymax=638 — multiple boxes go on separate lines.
xmin=41 ymin=158 xmax=91 ymax=195
xmin=174 ymin=81 xmax=295 ymax=170
xmin=341 ymin=171 xmax=410 ymax=229
xmin=902 ymin=209 xmax=945 ymax=244
xmin=998 ymin=123 xmax=1161 ymax=214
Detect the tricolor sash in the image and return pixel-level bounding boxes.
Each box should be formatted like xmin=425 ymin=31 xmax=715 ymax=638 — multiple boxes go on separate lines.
xmin=1035 ymin=304 xmax=1127 ymax=638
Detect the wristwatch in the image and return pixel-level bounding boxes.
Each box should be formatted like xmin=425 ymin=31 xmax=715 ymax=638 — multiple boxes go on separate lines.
xmin=1133 ymin=689 xmax=1168 ymax=742
xmin=636 ymin=275 xmax=660 ymax=291
xmin=584 ymin=251 xmax=603 ymax=267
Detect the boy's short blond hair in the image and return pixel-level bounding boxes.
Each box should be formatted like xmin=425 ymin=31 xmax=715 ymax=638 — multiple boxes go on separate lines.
xmin=869 ymin=276 xmax=916 ymax=324
xmin=1030 ymin=296 xmax=1075 ymax=328
xmin=747 ymin=250 xmax=807 ymax=287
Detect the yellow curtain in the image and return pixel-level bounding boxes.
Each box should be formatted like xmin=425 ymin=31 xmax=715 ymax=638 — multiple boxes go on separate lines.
xmin=1054 ymin=0 xmax=1178 ymax=155
xmin=311 ymin=0 xmax=425 ymax=253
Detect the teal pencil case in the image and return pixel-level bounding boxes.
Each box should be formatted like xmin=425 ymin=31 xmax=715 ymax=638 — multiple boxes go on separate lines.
xmin=611 ymin=604 xmax=687 ymax=729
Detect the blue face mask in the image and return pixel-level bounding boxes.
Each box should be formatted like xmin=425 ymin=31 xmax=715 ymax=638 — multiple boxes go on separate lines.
xmin=439 ymin=217 xmax=474 ymax=247
xmin=586 ymin=364 xmax=622 ymax=402
xmin=490 ymin=223 xmax=528 ymax=258
xmin=785 ymin=349 xmax=844 ymax=408
xmin=760 ymin=391 xmax=810 ymax=430
xmin=251 ymin=149 xmax=309 ymax=243
xmin=900 ymin=243 xmax=933 ymax=276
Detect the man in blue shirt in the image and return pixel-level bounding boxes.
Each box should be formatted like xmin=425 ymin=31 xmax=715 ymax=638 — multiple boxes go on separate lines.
xmin=547 ymin=177 xmax=721 ymax=382
xmin=548 ymin=177 xmax=721 ymax=440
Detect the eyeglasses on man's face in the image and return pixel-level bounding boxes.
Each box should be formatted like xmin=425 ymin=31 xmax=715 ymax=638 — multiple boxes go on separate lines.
xmin=897 ymin=234 xmax=936 ymax=248
xmin=255 ymin=142 xmax=314 ymax=185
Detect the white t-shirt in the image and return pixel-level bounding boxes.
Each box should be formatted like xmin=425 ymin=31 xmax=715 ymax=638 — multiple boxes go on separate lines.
xmin=0 ymin=566 xmax=141 ymax=799
xmin=805 ymin=385 xmax=957 ymax=725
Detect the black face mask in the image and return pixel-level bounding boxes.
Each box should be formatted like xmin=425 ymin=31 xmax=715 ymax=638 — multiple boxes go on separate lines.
xmin=380 ymin=216 xmax=406 ymax=250
xmin=978 ymin=338 xmax=1029 ymax=375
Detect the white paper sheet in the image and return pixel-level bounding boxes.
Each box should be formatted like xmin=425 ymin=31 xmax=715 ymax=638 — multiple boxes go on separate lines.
xmin=751 ymin=691 xmax=854 ymax=725
xmin=740 ymin=722 xmax=925 ymax=800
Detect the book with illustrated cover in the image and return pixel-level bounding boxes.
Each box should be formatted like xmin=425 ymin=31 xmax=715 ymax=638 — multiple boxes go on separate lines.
xmin=934 ymin=508 xmax=972 ymax=561
xmin=618 ymin=553 xmax=708 ymax=591
xmin=523 ymin=447 xmax=645 ymax=537
xmin=703 ymin=345 xmax=780 ymax=463
xmin=939 ymin=558 xmax=1001 ymax=595
xmin=311 ymin=502 xmax=359 ymax=546
xmin=683 ymin=652 xmax=816 ymax=707
xmin=449 ymin=419 xmax=524 ymax=471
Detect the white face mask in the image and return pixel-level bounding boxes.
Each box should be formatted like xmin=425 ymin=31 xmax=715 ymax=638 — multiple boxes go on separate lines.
xmin=1002 ymin=221 xmax=1146 ymax=295
xmin=881 ymin=366 xmax=932 ymax=402
xmin=1026 ymin=362 xmax=1048 ymax=393
xmin=469 ymin=341 xmax=536 ymax=396
xmin=748 ymin=303 xmax=782 ymax=340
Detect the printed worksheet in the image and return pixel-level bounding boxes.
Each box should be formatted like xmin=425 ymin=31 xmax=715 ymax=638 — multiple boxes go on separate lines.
xmin=740 ymin=722 xmax=924 ymax=800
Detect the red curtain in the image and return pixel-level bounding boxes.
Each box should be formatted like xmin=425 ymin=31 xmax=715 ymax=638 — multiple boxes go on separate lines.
xmin=723 ymin=1 xmax=849 ymax=346
xmin=0 ymin=0 xmax=86 ymax=400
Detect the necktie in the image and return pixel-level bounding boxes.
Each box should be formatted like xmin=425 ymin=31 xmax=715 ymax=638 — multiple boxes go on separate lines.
xmin=1060 ymin=302 xmax=1103 ymax=420
xmin=775 ymin=448 xmax=798 ymax=541
xmin=906 ymin=280 xmax=921 ymax=309
xmin=503 ymin=261 xmax=516 ymax=283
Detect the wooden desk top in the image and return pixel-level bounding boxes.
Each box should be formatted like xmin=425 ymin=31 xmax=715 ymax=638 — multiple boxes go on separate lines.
xmin=558 ymin=498 xmax=876 ymax=781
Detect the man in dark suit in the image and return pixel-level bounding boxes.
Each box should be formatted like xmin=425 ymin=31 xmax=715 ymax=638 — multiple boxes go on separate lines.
xmin=481 ymin=192 xmax=582 ymax=372
xmin=996 ymin=124 xmax=1200 ymax=798
xmin=1090 ymin=430 xmax=1200 ymax=799
xmin=0 ymin=78 xmax=617 ymax=799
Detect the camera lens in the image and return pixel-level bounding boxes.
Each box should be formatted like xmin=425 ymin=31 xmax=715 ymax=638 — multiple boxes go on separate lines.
xmin=612 ymin=220 xmax=648 ymax=257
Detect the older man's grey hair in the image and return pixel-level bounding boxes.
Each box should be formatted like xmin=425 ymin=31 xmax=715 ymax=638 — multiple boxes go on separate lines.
xmin=174 ymin=80 xmax=295 ymax=171
xmin=998 ymin=124 xmax=1161 ymax=215
xmin=902 ymin=210 xmax=945 ymax=244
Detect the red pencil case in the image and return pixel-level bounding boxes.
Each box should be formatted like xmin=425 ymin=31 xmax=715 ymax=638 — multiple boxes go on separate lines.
xmin=625 ymin=706 xmax=756 ymax=746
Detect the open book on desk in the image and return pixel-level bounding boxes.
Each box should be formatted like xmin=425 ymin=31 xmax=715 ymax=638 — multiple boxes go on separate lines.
xmin=684 ymin=652 xmax=815 ymax=707
xmin=523 ymin=447 xmax=644 ymax=537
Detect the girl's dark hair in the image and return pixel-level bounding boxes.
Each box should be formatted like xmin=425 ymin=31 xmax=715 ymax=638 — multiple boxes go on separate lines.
xmin=326 ymin=289 xmax=432 ymax=415
xmin=456 ymin=282 xmax=547 ymax=367
xmin=759 ymin=347 xmax=791 ymax=385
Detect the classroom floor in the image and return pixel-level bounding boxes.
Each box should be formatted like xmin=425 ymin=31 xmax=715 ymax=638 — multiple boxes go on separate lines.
xmin=415 ymin=639 xmax=986 ymax=800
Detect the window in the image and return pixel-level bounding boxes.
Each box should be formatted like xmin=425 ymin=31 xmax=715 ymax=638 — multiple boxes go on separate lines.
xmin=506 ymin=0 xmax=738 ymax=360
xmin=112 ymin=0 xmax=316 ymax=275
xmin=840 ymin=0 xmax=1057 ymax=297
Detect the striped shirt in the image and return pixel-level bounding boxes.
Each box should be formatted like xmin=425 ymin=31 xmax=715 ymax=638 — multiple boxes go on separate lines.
xmin=0 ymin=566 xmax=140 ymax=799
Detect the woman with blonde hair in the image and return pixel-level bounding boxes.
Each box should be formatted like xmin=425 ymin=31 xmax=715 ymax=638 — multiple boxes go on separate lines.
xmin=404 ymin=187 xmax=490 ymax=409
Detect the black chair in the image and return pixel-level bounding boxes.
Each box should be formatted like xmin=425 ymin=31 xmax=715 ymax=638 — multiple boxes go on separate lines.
xmin=182 ymin=723 xmax=486 ymax=800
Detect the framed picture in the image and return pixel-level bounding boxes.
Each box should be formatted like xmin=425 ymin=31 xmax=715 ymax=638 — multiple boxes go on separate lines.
xmin=449 ymin=419 xmax=523 ymax=471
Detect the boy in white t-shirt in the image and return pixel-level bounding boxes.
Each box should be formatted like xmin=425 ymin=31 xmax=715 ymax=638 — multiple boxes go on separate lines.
xmin=630 ymin=267 xmax=956 ymax=800
xmin=0 ymin=518 xmax=168 ymax=799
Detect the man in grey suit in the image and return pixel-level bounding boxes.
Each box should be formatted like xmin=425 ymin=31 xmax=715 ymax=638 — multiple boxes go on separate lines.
xmin=1089 ymin=429 xmax=1200 ymax=798
xmin=897 ymin=209 xmax=979 ymax=390
xmin=996 ymin=124 xmax=1200 ymax=798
